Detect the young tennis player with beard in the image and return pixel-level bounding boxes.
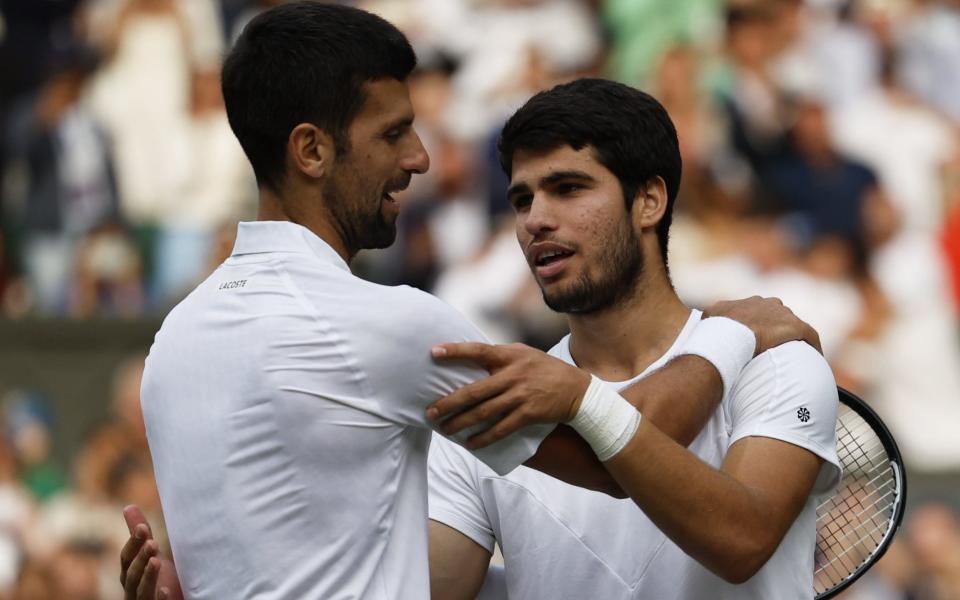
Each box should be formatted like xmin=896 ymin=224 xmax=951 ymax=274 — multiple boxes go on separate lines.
xmin=424 ymin=79 xmax=840 ymax=599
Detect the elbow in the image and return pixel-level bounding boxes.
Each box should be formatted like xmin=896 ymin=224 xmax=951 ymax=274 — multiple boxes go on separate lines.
xmin=716 ymin=561 xmax=762 ymax=585
xmin=711 ymin=535 xmax=778 ymax=584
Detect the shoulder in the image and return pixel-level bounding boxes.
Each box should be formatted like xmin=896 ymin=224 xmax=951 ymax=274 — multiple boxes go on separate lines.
xmin=294 ymin=268 xmax=488 ymax=346
xmin=729 ymin=341 xmax=838 ymax=429
xmin=371 ymin=284 xmax=490 ymax=345
xmin=736 ymin=341 xmax=835 ymax=399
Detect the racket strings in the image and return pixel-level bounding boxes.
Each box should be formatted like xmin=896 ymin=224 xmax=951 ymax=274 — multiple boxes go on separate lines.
xmin=813 ymin=405 xmax=899 ymax=594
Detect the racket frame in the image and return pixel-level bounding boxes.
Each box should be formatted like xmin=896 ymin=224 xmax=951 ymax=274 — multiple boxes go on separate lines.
xmin=815 ymin=387 xmax=907 ymax=600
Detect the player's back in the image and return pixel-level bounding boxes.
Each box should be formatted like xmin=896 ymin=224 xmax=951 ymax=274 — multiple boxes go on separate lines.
xmin=141 ymin=222 xmax=437 ymax=599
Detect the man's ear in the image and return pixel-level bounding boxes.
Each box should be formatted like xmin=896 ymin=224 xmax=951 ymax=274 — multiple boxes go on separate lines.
xmin=633 ymin=177 xmax=669 ymax=231
xmin=287 ymin=123 xmax=336 ymax=180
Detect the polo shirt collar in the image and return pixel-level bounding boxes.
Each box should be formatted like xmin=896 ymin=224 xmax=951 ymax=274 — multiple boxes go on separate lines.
xmin=231 ymin=221 xmax=350 ymax=272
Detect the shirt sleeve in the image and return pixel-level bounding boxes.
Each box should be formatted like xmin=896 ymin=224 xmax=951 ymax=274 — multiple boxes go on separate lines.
xmin=353 ymin=285 xmax=556 ymax=476
xmin=427 ymin=434 xmax=497 ymax=553
xmin=726 ymin=341 xmax=842 ymax=494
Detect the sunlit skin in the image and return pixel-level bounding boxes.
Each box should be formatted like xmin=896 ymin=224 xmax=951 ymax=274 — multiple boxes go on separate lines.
xmin=507 ymin=145 xmax=691 ymax=381
xmin=258 ymin=78 xmax=430 ymax=260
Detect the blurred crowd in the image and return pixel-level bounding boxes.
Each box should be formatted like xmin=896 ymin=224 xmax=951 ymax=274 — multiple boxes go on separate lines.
xmin=0 ymin=358 xmax=162 ymax=599
xmin=1 ymin=0 xmax=960 ymax=598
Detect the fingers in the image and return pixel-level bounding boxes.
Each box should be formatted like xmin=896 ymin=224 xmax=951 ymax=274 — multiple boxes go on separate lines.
xmin=426 ymin=373 xmax=512 ymax=422
xmin=465 ymin=409 xmax=531 ymax=450
xmin=437 ymin=394 xmax=520 ymax=436
xmin=804 ymin=323 xmax=823 ymax=355
xmin=137 ymin=556 xmax=160 ymax=600
xmin=124 ymin=539 xmax=158 ymax=600
xmin=123 ymin=505 xmax=151 ymax=536
xmin=120 ymin=523 xmax=151 ymax=587
xmin=431 ymin=342 xmax=504 ymax=368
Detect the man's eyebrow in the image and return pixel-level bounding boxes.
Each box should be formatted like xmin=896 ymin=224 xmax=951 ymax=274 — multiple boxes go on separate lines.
xmin=540 ymin=170 xmax=597 ymax=187
xmin=382 ymin=116 xmax=414 ymax=133
xmin=507 ymin=170 xmax=597 ymax=199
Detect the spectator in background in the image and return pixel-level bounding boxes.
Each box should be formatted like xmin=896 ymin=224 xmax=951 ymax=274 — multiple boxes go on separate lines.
xmin=150 ymin=67 xmax=256 ymax=308
xmin=898 ymin=0 xmax=960 ymax=124
xmin=86 ymin=0 xmax=193 ymax=270
xmin=830 ymin=48 xmax=960 ymax=472
xmin=70 ymin=222 xmax=145 ymax=318
xmin=895 ymin=502 xmax=960 ymax=599
xmin=772 ymin=0 xmax=882 ymax=109
xmin=714 ymin=1 xmax=792 ymax=176
xmin=2 ymin=392 xmax=66 ymax=504
xmin=11 ymin=558 xmax=61 ymax=599
xmin=49 ymin=539 xmax=104 ymax=600
xmin=2 ymin=45 xmax=120 ymax=315
xmin=0 ymin=0 xmax=85 ymax=187
xmin=604 ymin=0 xmax=723 ymax=86
xmin=761 ymin=99 xmax=889 ymax=253
xmin=0 ymin=437 xmax=37 ymax=594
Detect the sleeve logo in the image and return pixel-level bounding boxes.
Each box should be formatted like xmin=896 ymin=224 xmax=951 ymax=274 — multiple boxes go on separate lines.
xmin=797 ymin=407 xmax=811 ymax=423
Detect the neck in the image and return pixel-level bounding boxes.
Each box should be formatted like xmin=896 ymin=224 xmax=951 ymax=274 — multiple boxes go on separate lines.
xmin=257 ymin=186 xmax=353 ymax=262
xmin=566 ymin=267 xmax=691 ymax=382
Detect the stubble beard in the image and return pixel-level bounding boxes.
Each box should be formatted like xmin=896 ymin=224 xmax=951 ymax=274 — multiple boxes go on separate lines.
xmin=324 ymin=166 xmax=397 ymax=255
xmin=539 ymin=221 xmax=644 ymax=315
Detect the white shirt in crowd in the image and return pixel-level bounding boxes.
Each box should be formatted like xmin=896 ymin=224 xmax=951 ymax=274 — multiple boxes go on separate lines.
xmin=429 ymin=310 xmax=841 ymax=600
xmin=141 ymin=221 xmax=553 ymax=600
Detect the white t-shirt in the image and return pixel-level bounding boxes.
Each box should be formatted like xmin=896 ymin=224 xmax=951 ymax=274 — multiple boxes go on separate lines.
xmin=141 ymin=221 xmax=553 ymax=600
xmin=428 ymin=310 xmax=841 ymax=599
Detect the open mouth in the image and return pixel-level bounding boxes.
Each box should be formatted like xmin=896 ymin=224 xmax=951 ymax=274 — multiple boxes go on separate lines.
xmin=530 ymin=245 xmax=575 ymax=279
xmin=534 ymin=248 xmax=574 ymax=267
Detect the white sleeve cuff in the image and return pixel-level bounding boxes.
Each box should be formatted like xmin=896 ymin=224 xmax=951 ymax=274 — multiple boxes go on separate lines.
xmin=679 ymin=316 xmax=755 ymax=400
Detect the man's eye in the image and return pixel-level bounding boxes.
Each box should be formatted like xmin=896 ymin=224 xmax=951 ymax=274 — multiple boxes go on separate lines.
xmin=511 ymin=196 xmax=532 ymax=211
xmin=557 ymin=183 xmax=582 ymax=195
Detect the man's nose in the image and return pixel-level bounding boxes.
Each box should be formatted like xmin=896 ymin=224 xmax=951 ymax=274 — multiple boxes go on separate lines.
xmin=524 ymin=195 xmax=557 ymax=236
xmin=402 ymin=131 xmax=430 ymax=174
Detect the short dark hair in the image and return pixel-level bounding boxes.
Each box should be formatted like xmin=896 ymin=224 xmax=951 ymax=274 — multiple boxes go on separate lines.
xmin=222 ymin=2 xmax=417 ymax=191
xmin=498 ymin=78 xmax=682 ymax=265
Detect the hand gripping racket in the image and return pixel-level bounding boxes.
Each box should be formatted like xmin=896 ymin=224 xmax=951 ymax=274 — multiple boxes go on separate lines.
xmin=813 ymin=387 xmax=906 ymax=599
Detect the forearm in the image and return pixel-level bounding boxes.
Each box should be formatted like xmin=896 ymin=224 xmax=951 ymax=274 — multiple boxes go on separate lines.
xmin=602 ymin=422 xmax=795 ymax=583
xmin=525 ymin=355 xmax=723 ymax=496
xmin=617 ymin=355 xmax=722 ymax=447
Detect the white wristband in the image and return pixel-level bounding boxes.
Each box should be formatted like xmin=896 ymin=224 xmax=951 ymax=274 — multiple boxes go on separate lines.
xmin=568 ymin=376 xmax=641 ymax=462
xmin=679 ymin=316 xmax=755 ymax=400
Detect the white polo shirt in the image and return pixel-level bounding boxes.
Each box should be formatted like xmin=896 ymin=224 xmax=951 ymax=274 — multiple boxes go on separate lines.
xmin=428 ymin=310 xmax=841 ymax=599
xmin=141 ymin=221 xmax=553 ymax=600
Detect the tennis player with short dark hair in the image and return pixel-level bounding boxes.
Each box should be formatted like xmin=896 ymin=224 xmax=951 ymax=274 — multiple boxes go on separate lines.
xmin=118 ymin=4 xmax=827 ymax=599
xmin=425 ymin=78 xmax=840 ymax=599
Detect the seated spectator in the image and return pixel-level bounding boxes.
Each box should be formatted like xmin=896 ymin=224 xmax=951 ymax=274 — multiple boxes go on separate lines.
xmin=2 ymin=44 xmax=119 ymax=315
xmin=69 ymin=222 xmax=145 ymax=318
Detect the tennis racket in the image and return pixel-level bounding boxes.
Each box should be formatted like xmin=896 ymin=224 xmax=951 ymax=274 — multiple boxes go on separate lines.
xmin=813 ymin=387 xmax=906 ymax=599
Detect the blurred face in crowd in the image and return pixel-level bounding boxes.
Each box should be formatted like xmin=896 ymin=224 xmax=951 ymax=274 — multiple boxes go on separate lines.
xmin=318 ymin=79 xmax=429 ymax=254
xmin=508 ymin=145 xmax=646 ymax=314
xmin=792 ymin=101 xmax=833 ymax=158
